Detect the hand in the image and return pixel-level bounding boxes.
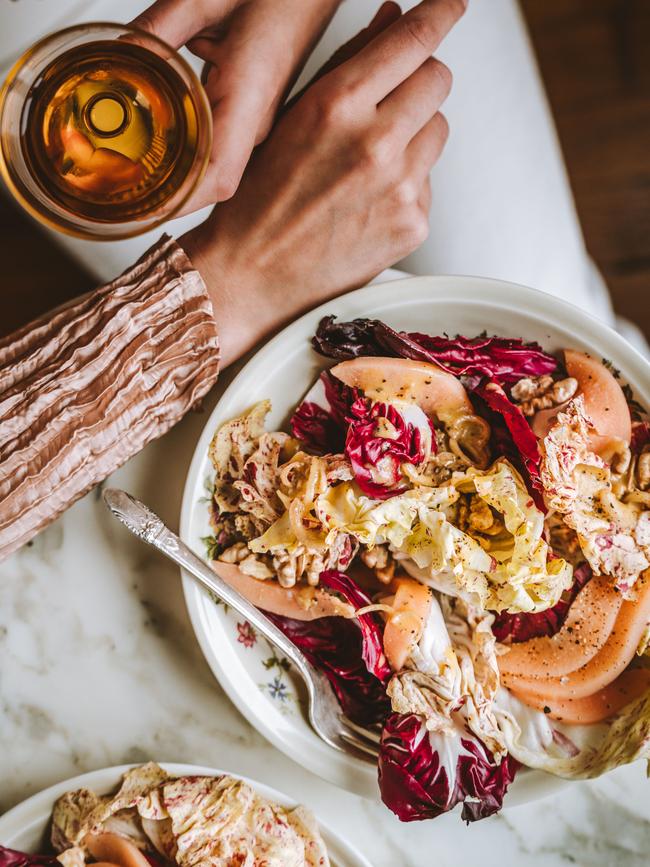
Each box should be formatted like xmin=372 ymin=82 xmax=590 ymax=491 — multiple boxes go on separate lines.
xmin=180 ymin=0 xmax=466 ymax=367
xmin=131 ymin=0 xmax=341 ymax=210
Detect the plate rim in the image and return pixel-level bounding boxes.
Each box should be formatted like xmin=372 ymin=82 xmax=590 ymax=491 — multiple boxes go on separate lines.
xmin=0 ymin=762 xmax=372 ymax=867
xmin=179 ymin=273 xmax=650 ymax=809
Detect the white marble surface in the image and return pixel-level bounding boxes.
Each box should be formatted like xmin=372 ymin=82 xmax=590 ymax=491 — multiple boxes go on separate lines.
xmin=1 ymin=367 xmax=650 ymax=867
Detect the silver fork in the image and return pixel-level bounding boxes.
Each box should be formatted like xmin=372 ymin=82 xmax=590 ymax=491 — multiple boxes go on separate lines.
xmin=103 ymin=488 xmax=381 ymax=762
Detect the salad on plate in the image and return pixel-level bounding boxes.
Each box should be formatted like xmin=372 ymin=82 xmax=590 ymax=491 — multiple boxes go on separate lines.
xmin=202 ymin=316 xmax=650 ymax=823
xmin=0 ymin=763 xmax=329 ymax=867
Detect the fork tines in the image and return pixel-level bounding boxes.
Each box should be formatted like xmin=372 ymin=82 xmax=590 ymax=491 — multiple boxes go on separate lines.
xmin=339 ymin=715 xmax=381 ymax=759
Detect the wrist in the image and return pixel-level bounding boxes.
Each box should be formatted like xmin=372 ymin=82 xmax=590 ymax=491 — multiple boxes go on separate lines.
xmin=178 ymin=225 xmax=273 ymax=368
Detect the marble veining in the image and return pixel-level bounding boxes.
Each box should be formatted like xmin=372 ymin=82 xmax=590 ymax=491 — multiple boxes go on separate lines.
xmin=2 ymin=383 xmax=650 ymax=867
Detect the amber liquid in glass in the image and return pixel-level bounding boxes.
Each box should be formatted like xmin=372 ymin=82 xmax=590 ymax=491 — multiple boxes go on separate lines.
xmin=21 ymin=40 xmax=199 ymax=222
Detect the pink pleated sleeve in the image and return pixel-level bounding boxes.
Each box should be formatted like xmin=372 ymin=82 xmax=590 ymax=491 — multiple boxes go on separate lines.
xmin=0 ymin=235 xmax=220 ymax=560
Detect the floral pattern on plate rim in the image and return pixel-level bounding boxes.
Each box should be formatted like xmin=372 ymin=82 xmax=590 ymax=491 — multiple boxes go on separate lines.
xmin=201 ymin=498 xmax=301 ymax=715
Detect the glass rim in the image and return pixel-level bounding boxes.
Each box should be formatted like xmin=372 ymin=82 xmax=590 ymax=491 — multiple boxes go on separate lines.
xmin=0 ymin=21 xmax=213 ymax=240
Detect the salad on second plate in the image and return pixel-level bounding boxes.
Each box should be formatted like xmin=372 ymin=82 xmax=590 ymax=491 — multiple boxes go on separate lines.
xmin=0 ymin=763 xmax=329 ymax=867
xmin=203 ymin=316 xmax=650 ymax=823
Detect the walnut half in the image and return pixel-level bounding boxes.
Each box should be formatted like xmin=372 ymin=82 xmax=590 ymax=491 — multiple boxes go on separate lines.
xmin=511 ymin=375 xmax=578 ymax=417
xmin=360 ymin=545 xmax=395 ymax=584
xmin=638 ymin=450 xmax=650 ymax=491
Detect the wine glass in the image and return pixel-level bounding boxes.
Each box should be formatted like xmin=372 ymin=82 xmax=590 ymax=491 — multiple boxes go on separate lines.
xmin=0 ymin=23 xmax=212 ymax=240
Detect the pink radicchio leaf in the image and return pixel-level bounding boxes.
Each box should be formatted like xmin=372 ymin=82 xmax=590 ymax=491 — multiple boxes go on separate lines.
xmin=378 ymin=713 xmax=518 ymax=823
xmin=473 ymin=380 xmax=546 ymax=511
xmin=492 ymin=562 xmax=592 ymax=643
xmin=265 ymin=569 xmax=391 ymax=725
xmin=0 ymin=849 xmax=60 ymax=867
xmin=290 ymin=370 xmax=358 ymax=454
xmin=345 ymin=399 xmax=426 ymax=500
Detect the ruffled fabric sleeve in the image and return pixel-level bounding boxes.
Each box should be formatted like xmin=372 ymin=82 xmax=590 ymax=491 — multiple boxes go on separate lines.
xmin=0 ymin=234 xmax=220 ymax=560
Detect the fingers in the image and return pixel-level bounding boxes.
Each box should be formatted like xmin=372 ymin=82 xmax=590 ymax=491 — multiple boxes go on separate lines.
xmin=379 ymin=56 xmax=452 ymax=141
xmin=205 ymin=80 xmax=274 ymax=200
xmin=188 ymin=18 xmax=293 ymax=201
xmin=315 ymin=2 xmax=402 ymax=81
xmin=190 ymin=0 xmax=346 ymax=202
xmin=406 ymin=111 xmax=449 ymax=182
xmin=284 ymin=1 xmax=401 ymax=114
xmin=175 ymin=61 xmax=274 ymax=208
xmin=333 ymin=0 xmax=465 ymax=104
xmin=386 ymin=115 xmax=444 ymax=255
xmin=130 ymin=0 xmax=234 ymax=49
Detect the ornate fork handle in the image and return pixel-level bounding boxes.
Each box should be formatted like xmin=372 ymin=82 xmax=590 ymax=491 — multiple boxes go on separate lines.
xmin=102 ymin=488 xmax=317 ymax=685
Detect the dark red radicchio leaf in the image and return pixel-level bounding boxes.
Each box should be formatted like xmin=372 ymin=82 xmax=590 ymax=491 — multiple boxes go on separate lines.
xmin=0 ymin=845 xmax=169 ymax=867
xmin=322 ymin=368 xmax=359 ymax=427
xmin=290 ymin=401 xmax=339 ymax=454
xmin=318 ymin=569 xmax=391 ymax=682
xmin=345 ymin=399 xmax=427 ymax=499
xmin=290 ymin=370 xmax=358 ymax=454
xmin=631 ymin=420 xmax=650 ymax=455
xmin=0 ymin=848 xmax=60 ymax=867
xmin=265 ymin=570 xmax=391 ymax=726
xmin=266 ymin=614 xmax=390 ymax=726
xmin=313 ymin=317 xmax=557 ymax=387
xmin=473 ymin=380 xmax=546 ymax=511
xmin=406 ymin=330 xmax=558 ymax=387
xmin=492 ymin=562 xmax=592 ymax=643
xmin=378 ymin=713 xmax=518 ymax=823
xmin=311 ymin=316 xmax=386 ymax=359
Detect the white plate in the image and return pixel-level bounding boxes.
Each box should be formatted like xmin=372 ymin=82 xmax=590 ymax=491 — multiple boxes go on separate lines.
xmin=180 ymin=275 xmax=650 ymax=808
xmin=0 ymin=763 xmax=371 ymax=867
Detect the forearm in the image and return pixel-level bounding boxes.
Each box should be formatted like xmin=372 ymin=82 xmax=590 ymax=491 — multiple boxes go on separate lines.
xmin=0 ymin=235 xmax=220 ymax=560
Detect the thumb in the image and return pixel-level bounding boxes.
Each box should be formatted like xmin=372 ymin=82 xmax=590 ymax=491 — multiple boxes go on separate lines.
xmin=130 ymin=0 xmax=233 ymax=50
